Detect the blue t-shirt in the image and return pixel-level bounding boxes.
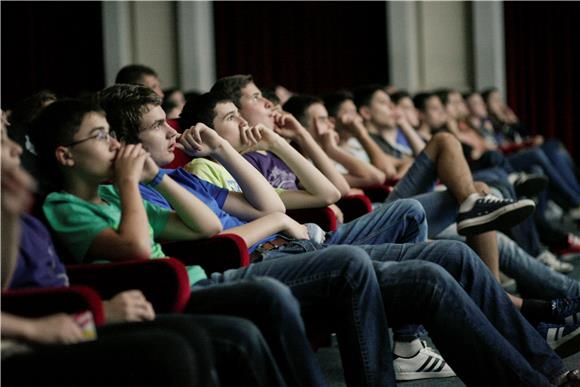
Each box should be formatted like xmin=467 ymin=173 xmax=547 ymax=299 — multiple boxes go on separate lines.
xmin=139 ymin=168 xmax=276 ymax=251
xmin=9 ymin=214 xmax=68 ymax=289
xmin=395 ymin=128 xmax=414 ymax=155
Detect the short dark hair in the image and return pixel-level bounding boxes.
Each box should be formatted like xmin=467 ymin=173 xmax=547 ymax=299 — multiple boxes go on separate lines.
xmin=282 ymin=95 xmax=323 ymax=127
xmin=98 ymin=84 xmax=162 ymax=144
xmin=432 ymin=89 xmax=453 ymax=106
xmin=9 ymin=90 xmax=58 ymax=127
xmin=352 ymin=84 xmax=385 ymax=110
xmin=390 ymin=90 xmax=411 ymax=105
xmin=211 ymin=75 xmax=254 ymax=107
xmin=480 ymin=87 xmax=499 ymax=105
xmin=28 ymin=98 xmax=104 ymax=190
xmin=463 ymin=91 xmax=479 ymax=101
xmin=323 ymin=90 xmax=354 ymax=118
xmin=261 ymin=87 xmax=281 ymax=106
xmin=179 ymin=92 xmax=233 ymax=129
xmin=115 ymin=64 xmax=158 ymax=85
xmin=413 ymin=92 xmax=438 ymax=112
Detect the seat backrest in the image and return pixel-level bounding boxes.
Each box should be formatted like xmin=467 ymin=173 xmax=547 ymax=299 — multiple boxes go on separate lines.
xmin=2 ymin=285 xmax=106 ymax=326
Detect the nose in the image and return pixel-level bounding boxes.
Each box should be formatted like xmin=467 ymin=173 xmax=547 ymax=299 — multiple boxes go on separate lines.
xmin=237 ymin=115 xmax=249 ymax=128
xmin=262 ymin=97 xmax=273 ymax=109
xmin=165 ymin=122 xmax=178 ymax=138
xmin=110 ymin=137 xmax=121 ymax=150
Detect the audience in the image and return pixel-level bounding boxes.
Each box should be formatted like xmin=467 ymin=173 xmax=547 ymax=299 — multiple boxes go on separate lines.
xmin=1 ymin=51 xmax=580 ymax=387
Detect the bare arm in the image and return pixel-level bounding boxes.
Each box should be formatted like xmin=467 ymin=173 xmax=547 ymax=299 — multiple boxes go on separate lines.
xmin=1 ymin=312 xmax=84 ymax=344
xmin=254 ymin=123 xmax=341 ymax=207
xmin=220 ymin=212 xmax=308 ymax=247
xmin=178 ymin=123 xmax=285 ymax=221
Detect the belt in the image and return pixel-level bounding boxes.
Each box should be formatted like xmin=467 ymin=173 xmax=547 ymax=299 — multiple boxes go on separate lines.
xmin=250 ymin=236 xmax=289 ymax=263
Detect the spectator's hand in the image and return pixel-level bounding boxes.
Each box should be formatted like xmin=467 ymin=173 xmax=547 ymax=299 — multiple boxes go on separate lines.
xmin=103 ymin=290 xmax=155 ymax=323
xmin=281 ymin=215 xmax=309 ymax=240
xmin=1 ymin=165 xmax=35 ymax=217
xmin=272 ymin=111 xmax=308 ymax=140
xmin=27 ymin=314 xmax=85 ymax=345
xmin=114 ymin=144 xmax=150 ymax=186
xmin=244 ymin=124 xmax=283 ymax=152
xmin=177 ymin=123 xmax=226 ymax=156
xmin=532 ymin=135 xmax=544 ymax=146
xmin=319 ymin=130 xmax=340 ymax=152
xmin=339 ymin=114 xmax=366 ymax=138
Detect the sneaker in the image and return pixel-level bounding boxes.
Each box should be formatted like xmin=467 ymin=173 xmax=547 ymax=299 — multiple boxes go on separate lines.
xmin=508 ymin=172 xmax=549 ymax=197
xmin=551 ymin=298 xmax=580 ymax=325
xmin=393 ymin=340 xmax=455 ymax=381
xmin=457 ymin=195 xmax=535 ymax=236
xmin=536 ymin=322 xmax=580 ymax=358
xmin=536 ymin=250 xmax=575 ymax=273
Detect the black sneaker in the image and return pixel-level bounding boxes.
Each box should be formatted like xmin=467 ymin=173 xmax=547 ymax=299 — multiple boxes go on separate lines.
xmin=457 ymin=195 xmax=535 ymax=236
xmin=551 ymin=297 xmax=580 ymax=325
xmin=508 ymin=172 xmax=549 ymax=197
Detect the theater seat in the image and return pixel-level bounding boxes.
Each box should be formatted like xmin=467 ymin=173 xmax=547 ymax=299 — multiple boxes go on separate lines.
xmin=287 ymin=207 xmax=338 ymax=231
xmin=336 ymin=194 xmax=373 ymax=222
xmin=2 ymin=285 xmax=106 ymax=326
xmin=67 ymin=258 xmax=191 ymax=314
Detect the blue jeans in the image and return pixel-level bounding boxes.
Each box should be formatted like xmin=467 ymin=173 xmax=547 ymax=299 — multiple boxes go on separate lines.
xmin=210 ymin=246 xmax=393 ymax=387
xmin=384 ymin=152 xmax=459 ymax=236
xmin=541 ymin=139 xmax=580 ymax=195
xmin=437 ymin=228 xmax=580 ymax=300
xmin=255 ymin=239 xmax=563 ymax=385
xmin=508 ymin=147 xmax=580 ymax=208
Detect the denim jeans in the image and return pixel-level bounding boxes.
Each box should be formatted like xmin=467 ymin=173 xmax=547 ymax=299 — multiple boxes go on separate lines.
xmin=541 ymin=139 xmax=580 ymax=196
xmin=508 ymin=147 xmax=580 ymax=208
xmin=437 ymin=227 xmax=580 ymax=300
xmin=188 ymin=277 xmax=328 ymax=387
xmin=359 ymin=240 xmax=565 ymax=386
xmin=255 ymin=238 xmax=563 ymax=385
xmin=209 ymin=246 xmax=393 ymax=387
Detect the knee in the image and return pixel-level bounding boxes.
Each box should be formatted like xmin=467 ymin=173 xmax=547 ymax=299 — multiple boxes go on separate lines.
xmin=248 ymin=277 xmax=301 ymax=318
xmin=435 ymin=240 xmax=480 ymax=268
xmin=431 ymin=131 xmax=459 ymax=150
xmin=392 ymin=198 xmax=427 ymax=223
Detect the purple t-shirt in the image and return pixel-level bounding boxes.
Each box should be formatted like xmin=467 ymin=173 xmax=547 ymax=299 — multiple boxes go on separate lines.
xmin=243 ymin=151 xmax=299 ymax=190
xmin=9 ymin=214 xmax=68 ymax=289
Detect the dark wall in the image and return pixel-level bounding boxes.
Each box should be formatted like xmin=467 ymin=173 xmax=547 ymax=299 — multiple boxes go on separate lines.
xmin=504 ymin=2 xmax=580 ymax=159
xmin=213 ymin=1 xmax=389 ymax=94
xmin=1 ymin=1 xmax=104 ymax=109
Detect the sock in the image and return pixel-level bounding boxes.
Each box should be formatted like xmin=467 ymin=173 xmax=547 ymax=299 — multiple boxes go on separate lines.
xmin=520 ymin=299 xmax=552 ymax=323
xmin=459 ymin=193 xmax=481 ymax=213
xmin=393 ymin=338 xmax=422 ymax=358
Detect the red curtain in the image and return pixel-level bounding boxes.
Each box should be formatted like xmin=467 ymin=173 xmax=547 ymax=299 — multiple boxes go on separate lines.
xmin=504 ymin=2 xmax=580 ymax=161
xmin=213 ymin=1 xmax=389 ymax=94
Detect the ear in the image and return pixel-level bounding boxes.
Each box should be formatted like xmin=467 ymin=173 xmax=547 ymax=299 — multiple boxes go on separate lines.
xmin=359 ymin=106 xmax=371 ymax=121
xmin=55 ymin=146 xmax=75 ymax=167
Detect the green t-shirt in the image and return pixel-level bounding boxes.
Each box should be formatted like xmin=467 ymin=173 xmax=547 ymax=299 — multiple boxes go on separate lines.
xmin=185 ymin=157 xmax=285 ymax=195
xmin=43 ymin=185 xmax=207 ymax=285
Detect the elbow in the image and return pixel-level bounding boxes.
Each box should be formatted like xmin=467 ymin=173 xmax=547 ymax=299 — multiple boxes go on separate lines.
xmin=201 ymin=221 xmax=223 ymax=239
xmin=128 ymin=242 xmax=152 ymax=260
xmin=336 ymin=183 xmax=351 ymax=198
xmin=371 ymin=171 xmax=387 ymax=186
xmin=323 ymin=187 xmax=342 ymax=205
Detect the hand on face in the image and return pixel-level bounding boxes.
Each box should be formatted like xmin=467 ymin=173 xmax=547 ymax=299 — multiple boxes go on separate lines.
xmin=339 ymin=113 xmax=365 ymax=137
xmin=1 ymin=164 xmax=36 ymax=217
xmin=241 ymin=123 xmax=283 ymax=152
xmin=114 ymin=143 xmax=152 ymax=185
xmin=177 ymin=123 xmax=226 ymax=157
xmin=319 ymin=129 xmax=340 ymax=151
xmin=272 ymin=111 xmax=306 ymax=140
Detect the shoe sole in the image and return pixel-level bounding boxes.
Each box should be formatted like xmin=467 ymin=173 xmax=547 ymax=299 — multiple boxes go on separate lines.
xmin=514 ymin=176 xmax=549 ymax=197
xmin=550 ymin=326 xmax=580 ymax=358
xmin=457 ymin=201 xmax=535 ymax=236
xmin=395 ymin=370 xmax=456 ymax=381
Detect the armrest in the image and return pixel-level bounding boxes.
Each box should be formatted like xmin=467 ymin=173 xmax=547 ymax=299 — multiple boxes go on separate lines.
xmin=286 ymin=207 xmax=338 ymax=231
xmin=1 ymin=285 xmax=106 ymax=326
xmin=66 ymin=258 xmax=191 ymax=313
xmin=363 ymin=184 xmax=393 ymax=203
xmin=336 ymin=194 xmax=373 ymax=222
xmin=161 ymin=234 xmax=249 ymax=273
xmin=499 ymin=140 xmax=534 ymax=155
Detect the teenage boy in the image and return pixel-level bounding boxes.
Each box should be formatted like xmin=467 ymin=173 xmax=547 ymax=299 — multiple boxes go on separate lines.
xmin=95 ymin=84 xmax=580 ymax=386
xmin=115 ymin=64 xmax=164 ymax=98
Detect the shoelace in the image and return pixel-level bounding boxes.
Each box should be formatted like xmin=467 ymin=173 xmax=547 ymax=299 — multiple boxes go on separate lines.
xmin=475 ymin=195 xmax=513 ymax=204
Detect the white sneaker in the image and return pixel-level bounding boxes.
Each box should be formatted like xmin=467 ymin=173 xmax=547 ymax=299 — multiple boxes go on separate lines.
xmin=536 ymin=250 xmax=574 ymax=273
xmin=393 ymin=340 xmax=456 ymax=381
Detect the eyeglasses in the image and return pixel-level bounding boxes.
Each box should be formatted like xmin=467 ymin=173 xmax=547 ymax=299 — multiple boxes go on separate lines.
xmin=64 ymin=130 xmax=117 ymax=147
